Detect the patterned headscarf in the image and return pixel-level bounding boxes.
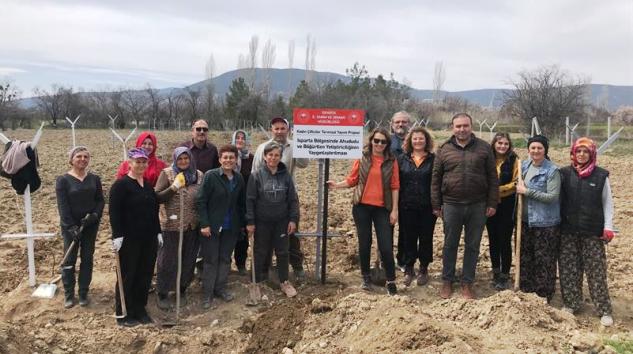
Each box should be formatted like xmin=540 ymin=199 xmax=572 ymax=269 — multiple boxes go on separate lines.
xmin=570 ymin=137 xmax=597 ymax=179
xmin=171 ymin=146 xmax=197 ymax=185
xmin=231 ymin=129 xmax=250 ymax=172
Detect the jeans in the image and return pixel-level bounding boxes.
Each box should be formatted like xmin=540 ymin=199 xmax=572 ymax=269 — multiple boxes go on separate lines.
xmin=352 ymin=204 xmax=396 ymax=281
xmin=441 ymin=202 xmax=487 ymax=284
xmin=485 ymin=195 xmax=515 ymax=274
xmin=61 ymin=223 xmax=98 ymax=297
xmin=200 ymin=229 xmax=238 ymax=297
xmin=254 ymin=218 xmax=290 ymax=283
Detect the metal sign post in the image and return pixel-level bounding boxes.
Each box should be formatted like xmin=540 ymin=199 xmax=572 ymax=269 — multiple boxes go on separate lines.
xmin=108 ymin=115 xmax=119 ymax=148
xmin=485 ymin=121 xmax=498 ymax=140
xmin=65 ymin=115 xmax=81 ymax=148
xmin=598 ymin=127 xmax=624 ymax=155
xmin=0 ymin=123 xmax=56 ymax=288
xmin=531 ymin=117 xmax=541 ymax=136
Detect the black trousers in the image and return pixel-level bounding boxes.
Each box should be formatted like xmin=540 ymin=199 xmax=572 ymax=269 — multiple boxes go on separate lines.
xmin=200 ymin=229 xmax=238 ymax=297
xmin=115 ymin=236 xmax=158 ymax=319
xmin=485 ymin=194 xmax=515 ymax=274
xmin=61 ymin=223 xmax=99 ymax=296
xmin=398 ymin=206 xmax=437 ymax=269
xmin=352 ymin=204 xmax=396 ymax=281
xmin=254 ymin=218 xmax=289 ymax=283
xmin=233 ymin=232 xmax=248 ymax=269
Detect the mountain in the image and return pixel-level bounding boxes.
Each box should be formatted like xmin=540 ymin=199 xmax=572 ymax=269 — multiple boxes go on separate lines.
xmin=18 ymin=68 xmax=632 ymax=110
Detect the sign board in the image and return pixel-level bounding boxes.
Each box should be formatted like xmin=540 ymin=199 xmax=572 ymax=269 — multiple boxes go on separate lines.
xmin=292 ymin=108 xmax=365 ymax=159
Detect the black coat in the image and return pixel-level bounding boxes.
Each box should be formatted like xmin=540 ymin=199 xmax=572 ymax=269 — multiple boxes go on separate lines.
xmin=398 ymin=153 xmax=434 ymax=209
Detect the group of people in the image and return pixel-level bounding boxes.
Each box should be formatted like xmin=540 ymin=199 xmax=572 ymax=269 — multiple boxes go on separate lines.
xmin=55 ymin=111 xmax=616 ymax=328
xmin=330 ymin=111 xmax=616 ymax=327
xmin=55 ymin=117 xmax=307 ymax=327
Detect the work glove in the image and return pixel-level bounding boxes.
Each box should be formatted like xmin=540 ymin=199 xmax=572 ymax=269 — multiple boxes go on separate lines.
xmin=82 ymin=212 xmax=99 ymax=227
xmin=171 ymin=173 xmax=186 ymax=191
xmin=601 ymin=229 xmax=615 ymax=243
xmin=68 ymin=225 xmax=81 ymax=242
xmin=112 ymin=237 xmax=124 ymax=252
xmin=157 ymin=233 xmax=164 ymax=248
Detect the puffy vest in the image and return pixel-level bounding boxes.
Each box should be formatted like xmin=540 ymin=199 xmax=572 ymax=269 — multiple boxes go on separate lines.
xmin=560 ymin=165 xmax=609 ymax=236
xmin=352 ymin=154 xmax=395 ymax=211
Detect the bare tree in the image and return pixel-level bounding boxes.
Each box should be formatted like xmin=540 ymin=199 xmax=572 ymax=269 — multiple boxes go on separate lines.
xmin=122 ymin=88 xmax=149 ymax=128
xmin=503 ymin=65 xmax=589 ymax=135
xmin=0 ymin=81 xmax=20 ymax=130
xmin=145 ymin=84 xmax=163 ymax=130
xmin=184 ymin=87 xmax=201 ymax=123
xmin=287 ymin=40 xmax=295 ymax=95
xmin=165 ymin=91 xmax=185 ymax=129
xmin=261 ymin=39 xmax=276 ymax=99
xmin=33 ymin=85 xmax=66 ymax=127
xmin=246 ymin=35 xmax=259 ymax=90
xmin=432 ymin=61 xmax=446 ymax=102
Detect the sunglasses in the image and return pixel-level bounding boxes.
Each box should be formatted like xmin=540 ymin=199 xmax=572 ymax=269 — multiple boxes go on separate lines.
xmin=372 ymin=138 xmax=388 ymax=145
xmin=195 ymin=127 xmax=209 ymax=132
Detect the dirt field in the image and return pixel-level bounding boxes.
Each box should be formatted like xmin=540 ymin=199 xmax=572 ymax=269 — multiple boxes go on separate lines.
xmin=1 ymin=128 xmax=632 ymax=353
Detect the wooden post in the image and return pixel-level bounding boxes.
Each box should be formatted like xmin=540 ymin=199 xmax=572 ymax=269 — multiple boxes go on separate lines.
xmin=514 ymin=158 xmax=523 ymax=291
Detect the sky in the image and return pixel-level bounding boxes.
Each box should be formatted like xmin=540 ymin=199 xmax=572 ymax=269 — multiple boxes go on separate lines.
xmin=1 ymin=0 xmax=632 ymax=96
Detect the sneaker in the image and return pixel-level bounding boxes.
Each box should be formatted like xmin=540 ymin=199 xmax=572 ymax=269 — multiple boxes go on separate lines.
xmin=157 ymin=294 xmax=170 ymax=310
xmin=403 ymin=267 xmax=415 ymax=287
xmin=561 ymin=306 xmax=575 ymax=314
xmin=280 ymin=281 xmax=297 ymax=298
xmin=202 ymin=296 xmax=214 ymax=310
xmin=216 ymin=290 xmax=235 ymax=302
xmin=116 ymin=317 xmax=139 ymax=327
xmin=397 ymin=263 xmax=406 ymax=273
xmin=78 ymin=293 xmax=89 ymax=307
xmin=494 ymin=273 xmax=510 ymax=291
xmin=417 ymin=266 xmax=429 ymax=286
xmin=361 ymin=275 xmax=372 ymax=291
xmin=64 ymin=295 xmax=75 ymax=309
xmin=386 ymin=281 xmax=397 ymax=296
xmin=137 ymin=312 xmax=153 ymax=324
xmin=600 ymin=315 xmax=614 ymax=327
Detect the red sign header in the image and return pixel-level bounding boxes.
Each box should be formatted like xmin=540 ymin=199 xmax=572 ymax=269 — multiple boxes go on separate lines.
xmin=293 ymin=109 xmax=365 ymax=126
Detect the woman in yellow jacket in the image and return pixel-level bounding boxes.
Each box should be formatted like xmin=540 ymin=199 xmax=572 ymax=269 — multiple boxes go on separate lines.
xmin=485 ymin=133 xmax=519 ymax=290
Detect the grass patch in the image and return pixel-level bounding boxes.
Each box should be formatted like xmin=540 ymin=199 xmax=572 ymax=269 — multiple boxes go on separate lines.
xmin=604 ymin=339 xmax=633 ymax=354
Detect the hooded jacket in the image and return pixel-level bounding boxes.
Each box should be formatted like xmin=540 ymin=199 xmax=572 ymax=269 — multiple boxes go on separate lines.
xmin=245 ymin=162 xmax=299 ymax=224
xmin=116 ymin=132 xmax=167 ymax=187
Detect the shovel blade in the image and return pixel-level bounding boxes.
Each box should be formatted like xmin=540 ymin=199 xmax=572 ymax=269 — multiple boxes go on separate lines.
xmin=247 ymin=284 xmax=261 ymax=306
xmin=32 ymin=284 xmax=57 ymax=299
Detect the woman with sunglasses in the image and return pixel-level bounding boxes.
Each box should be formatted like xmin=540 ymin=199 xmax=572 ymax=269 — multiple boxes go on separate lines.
xmin=116 ymin=132 xmax=167 ymax=187
xmin=559 ymin=137 xmax=615 ymax=327
xmin=327 ymin=128 xmax=400 ymax=295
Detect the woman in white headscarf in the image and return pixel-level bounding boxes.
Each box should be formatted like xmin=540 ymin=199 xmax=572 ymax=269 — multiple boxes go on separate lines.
xmin=231 ymin=129 xmax=254 ymax=275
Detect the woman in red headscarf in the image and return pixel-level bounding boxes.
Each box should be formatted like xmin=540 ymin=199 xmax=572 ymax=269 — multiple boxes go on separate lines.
xmin=116 ymin=132 xmax=167 ymax=187
xmin=559 ymin=137 xmax=615 ymax=327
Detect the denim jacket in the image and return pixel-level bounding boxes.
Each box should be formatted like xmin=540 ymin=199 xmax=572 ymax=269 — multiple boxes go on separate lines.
xmin=521 ymin=158 xmax=561 ymax=228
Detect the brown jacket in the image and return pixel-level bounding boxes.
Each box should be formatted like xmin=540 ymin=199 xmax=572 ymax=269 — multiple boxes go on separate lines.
xmin=155 ymin=168 xmax=203 ymax=231
xmin=431 ymin=134 xmax=499 ymax=209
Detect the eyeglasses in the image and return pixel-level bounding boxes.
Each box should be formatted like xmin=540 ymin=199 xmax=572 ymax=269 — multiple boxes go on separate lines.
xmin=195 ymin=127 xmax=209 ymax=132
xmin=372 ymin=138 xmax=388 ymax=145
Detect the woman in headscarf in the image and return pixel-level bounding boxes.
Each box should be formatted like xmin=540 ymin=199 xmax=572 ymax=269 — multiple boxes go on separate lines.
xmin=559 ymin=137 xmax=615 ymax=327
xmin=55 ymin=146 xmax=104 ymax=309
xmin=116 ymin=131 xmax=167 ymax=187
xmin=485 ymin=132 xmax=519 ymax=290
xmin=516 ymin=135 xmax=560 ymax=302
xmin=110 ymin=148 xmax=163 ymax=327
xmin=231 ymin=129 xmax=254 ymax=275
xmin=154 ymin=147 xmax=203 ymax=310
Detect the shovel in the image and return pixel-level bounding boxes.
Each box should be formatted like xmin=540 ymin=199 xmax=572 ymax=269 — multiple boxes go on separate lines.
xmin=114 ymin=251 xmax=127 ymax=319
xmin=162 ymin=191 xmax=184 ymax=328
xmin=246 ymin=230 xmax=261 ymax=306
xmin=370 ymin=249 xmax=387 ymax=286
xmin=33 ymin=222 xmax=86 ymax=299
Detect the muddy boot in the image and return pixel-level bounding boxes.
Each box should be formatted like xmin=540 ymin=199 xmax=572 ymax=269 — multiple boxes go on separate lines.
xmin=417 ymin=265 xmax=429 ymax=286
xmin=361 ymin=275 xmax=372 ymax=291
xmin=440 ymin=281 xmax=452 ymax=299
xmin=461 ymin=283 xmax=476 ymax=300
xmin=64 ymin=293 xmax=75 ymax=309
xmin=386 ymin=281 xmax=397 ymax=296
xmin=403 ymin=266 xmax=415 ymax=287
xmin=201 ymin=296 xmax=214 ymax=310
xmin=280 ymin=281 xmax=297 ymax=298
xmin=157 ymin=293 xmax=170 ymax=310
xmin=237 ymin=265 xmax=247 ymax=276
xmin=495 ymin=273 xmax=510 ymax=290
xmin=78 ymin=292 xmax=89 ymax=307
xmin=491 ymin=268 xmax=501 ymax=288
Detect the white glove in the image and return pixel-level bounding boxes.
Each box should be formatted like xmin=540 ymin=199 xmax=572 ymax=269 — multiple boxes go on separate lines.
xmin=171 ymin=173 xmax=185 ymax=191
xmin=157 ymin=233 xmax=164 ymax=247
xmin=112 ymin=237 xmax=124 ymax=252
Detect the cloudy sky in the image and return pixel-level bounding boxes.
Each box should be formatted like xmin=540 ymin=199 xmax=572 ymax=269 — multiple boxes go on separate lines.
xmin=1 ymin=0 xmax=631 ymax=96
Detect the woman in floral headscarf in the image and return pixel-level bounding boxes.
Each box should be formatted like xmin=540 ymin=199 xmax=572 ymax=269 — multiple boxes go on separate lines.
xmin=116 ymin=132 xmax=167 ymax=187
xmin=231 ymin=129 xmax=254 ymax=275
xmin=559 ymin=137 xmax=616 ymax=327
xmin=154 ymin=147 xmax=203 ymax=310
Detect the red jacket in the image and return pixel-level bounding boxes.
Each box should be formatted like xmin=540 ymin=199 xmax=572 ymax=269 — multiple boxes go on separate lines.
xmin=116 ymin=131 xmax=166 ymax=187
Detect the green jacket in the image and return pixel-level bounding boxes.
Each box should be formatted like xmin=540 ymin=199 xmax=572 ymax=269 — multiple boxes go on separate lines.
xmin=196 ymin=168 xmax=246 ymax=235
